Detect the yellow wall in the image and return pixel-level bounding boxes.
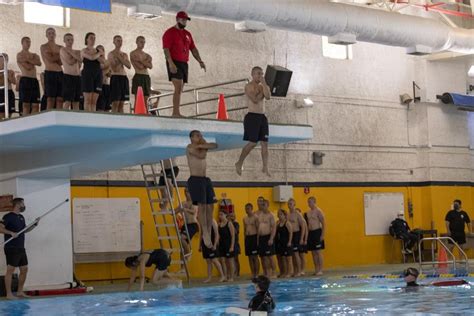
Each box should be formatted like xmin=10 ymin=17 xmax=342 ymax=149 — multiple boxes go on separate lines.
xmin=72 ymin=184 xmax=474 ymax=280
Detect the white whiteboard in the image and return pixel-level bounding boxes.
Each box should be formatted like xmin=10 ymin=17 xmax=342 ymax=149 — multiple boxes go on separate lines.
xmin=364 ymin=192 xmax=404 ymax=236
xmin=73 ymin=198 xmax=140 ymax=253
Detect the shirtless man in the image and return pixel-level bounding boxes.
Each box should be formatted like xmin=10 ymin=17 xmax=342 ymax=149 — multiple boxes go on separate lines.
xmin=255 ymin=196 xmax=277 ymax=274
xmin=40 ymin=28 xmax=63 ymax=110
xmin=288 ymin=198 xmax=308 ymax=277
xmin=235 ymin=66 xmax=271 ymax=177
xmin=17 ymin=37 xmax=42 ymax=116
xmin=108 ymin=35 xmax=131 ymax=113
xmin=60 ymin=33 xmax=82 ymax=111
xmin=176 ymin=188 xmax=199 ymax=261
xmin=186 ymin=130 xmax=218 ymax=248
xmin=96 ymin=45 xmax=112 ymax=112
xmin=0 ymin=54 xmax=16 ymax=119
xmin=243 ymin=203 xmax=260 ymax=280
xmin=130 ymin=36 xmax=153 ymax=107
xmin=306 ymin=196 xmax=325 ymax=275
xmin=257 ymin=200 xmax=276 ymax=278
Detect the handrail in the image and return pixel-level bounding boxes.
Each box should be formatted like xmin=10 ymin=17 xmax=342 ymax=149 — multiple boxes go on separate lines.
xmin=0 ymin=53 xmax=9 ymax=119
xmin=147 ymin=78 xmax=248 ymax=116
xmin=418 ymin=236 xmax=469 ymax=273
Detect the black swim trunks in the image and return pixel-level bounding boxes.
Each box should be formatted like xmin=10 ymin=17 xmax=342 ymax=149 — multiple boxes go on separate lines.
xmin=258 ymin=234 xmax=275 ymax=257
xmin=4 ymin=248 xmax=28 ymax=267
xmin=187 ymin=176 xmax=216 ymax=205
xmin=201 ymin=240 xmax=219 ymax=260
xmin=62 ymin=74 xmax=82 ymax=102
xmin=166 ymin=60 xmax=188 ymax=83
xmin=243 ymin=112 xmax=269 ymax=143
xmin=181 ymin=222 xmax=199 ymax=241
xmin=145 ymin=249 xmax=171 ymax=271
xmin=44 ymin=70 xmax=63 ymax=98
xmin=245 ymin=234 xmax=258 ymax=256
xmin=19 ymin=77 xmax=40 ymax=104
xmin=110 ymin=75 xmax=130 ymax=102
xmin=0 ymin=89 xmax=16 ymax=114
xmin=159 ymin=166 xmax=180 ymax=186
xmin=307 ymin=228 xmax=325 ymax=251
xmin=81 ymin=58 xmax=102 ymax=93
xmin=132 ymin=73 xmax=151 ymax=96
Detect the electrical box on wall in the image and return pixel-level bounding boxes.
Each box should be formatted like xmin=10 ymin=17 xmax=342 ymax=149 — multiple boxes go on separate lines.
xmin=273 ymin=185 xmax=293 ymax=202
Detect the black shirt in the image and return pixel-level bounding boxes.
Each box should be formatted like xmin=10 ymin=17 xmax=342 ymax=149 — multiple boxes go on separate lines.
xmin=445 ymin=210 xmax=470 ymax=234
xmin=406 ymin=281 xmax=419 ymax=287
xmin=248 ymin=291 xmax=275 ymax=312
xmin=1 ymin=212 xmax=26 ymax=248
xmin=391 ymin=218 xmax=410 ymax=235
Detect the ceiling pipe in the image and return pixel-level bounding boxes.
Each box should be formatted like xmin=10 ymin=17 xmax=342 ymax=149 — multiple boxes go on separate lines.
xmin=114 ymin=0 xmax=474 ymax=54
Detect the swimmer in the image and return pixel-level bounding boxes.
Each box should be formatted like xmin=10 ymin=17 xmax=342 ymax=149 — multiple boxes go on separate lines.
xmin=404 ymin=267 xmax=469 ymax=288
xmin=108 ymin=35 xmax=131 ymax=113
xmin=81 ymin=32 xmax=105 ymax=112
xmin=200 ymin=218 xmax=226 ymax=283
xmin=17 ymin=37 xmax=42 ymax=116
xmin=40 ymin=27 xmax=63 ymax=110
xmin=257 ymin=200 xmax=276 ymax=278
xmin=248 ymin=275 xmax=276 ymax=312
xmin=130 ymin=36 xmax=153 ymax=106
xmin=218 ymin=209 xmax=235 ymax=282
xmin=243 ymin=203 xmax=260 ymax=280
xmin=306 ymin=196 xmax=325 ymax=276
xmin=60 ymin=33 xmax=82 ymax=111
xmin=288 ymin=198 xmax=307 ymax=276
xmin=275 ymin=209 xmax=293 ymax=278
xmin=125 ymin=249 xmax=172 ymax=291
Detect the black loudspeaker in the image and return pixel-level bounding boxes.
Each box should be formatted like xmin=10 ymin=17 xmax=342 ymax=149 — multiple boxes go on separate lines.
xmin=264 ymin=65 xmax=293 ymax=97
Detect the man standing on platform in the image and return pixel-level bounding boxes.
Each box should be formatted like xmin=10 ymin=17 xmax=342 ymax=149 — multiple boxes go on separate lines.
xmin=40 ymin=28 xmax=63 ymax=110
xmin=186 ymin=130 xmax=218 ymax=248
xmin=445 ymin=199 xmax=472 ymax=250
xmin=60 ymin=33 xmax=82 ymax=111
xmin=0 ymin=198 xmax=39 ymax=299
xmin=235 ymin=66 xmax=271 ymax=177
xmin=17 ymin=37 xmax=42 ymax=116
xmin=162 ymin=11 xmax=206 ymax=117
xmin=108 ymin=35 xmax=131 ymax=113
xmin=130 ymin=36 xmax=153 ymax=107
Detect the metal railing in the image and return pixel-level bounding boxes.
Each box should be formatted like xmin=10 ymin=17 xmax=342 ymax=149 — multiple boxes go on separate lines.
xmin=147 ymin=78 xmax=248 ymax=117
xmin=418 ymin=236 xmax=469 ymax=273
xmin=0 ymin=53 xmax=9 ymax=119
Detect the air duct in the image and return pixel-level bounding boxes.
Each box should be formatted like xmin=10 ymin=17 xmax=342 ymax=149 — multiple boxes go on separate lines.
xmin=114 ymin=0 xmax=474 ymax=54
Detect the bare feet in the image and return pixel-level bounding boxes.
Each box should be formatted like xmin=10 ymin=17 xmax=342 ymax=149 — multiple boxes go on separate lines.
xmin=227 ymin=278 xmax=234 ymax=282
xmin=262 ymin=166 xmax=271 ymax=177
xmin=171 ymin=113 xmax=185 ymax=118
xmin=235 ymin=162 xmax=243 ymax=176
xmin=203 ymin=278 xmax=211 ymax=283
xmin=316 ymin=271 xmax=323 ymax=276
xmin=16 ymin=292 xmax=29 ymax=298
xmin=219 ymin=276 xmax=226 ymax=282
xmin=6 ymin=294 xmax=18 ymax=300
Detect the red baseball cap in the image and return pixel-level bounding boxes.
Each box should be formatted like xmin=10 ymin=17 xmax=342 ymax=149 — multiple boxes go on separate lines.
xmin=176 ymin=11 xmax=191 ymax=21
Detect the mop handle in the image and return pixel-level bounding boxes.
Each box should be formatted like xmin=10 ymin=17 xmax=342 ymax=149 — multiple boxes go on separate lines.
xmin=1 ymin=198 xmax=69 ymax=247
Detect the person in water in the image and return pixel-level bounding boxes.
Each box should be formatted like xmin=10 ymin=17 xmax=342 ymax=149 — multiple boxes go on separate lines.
xmin=248 ymin=275 xmax=276 ymax=312
xmin=404 ymin=267 xmax=469 ymax=288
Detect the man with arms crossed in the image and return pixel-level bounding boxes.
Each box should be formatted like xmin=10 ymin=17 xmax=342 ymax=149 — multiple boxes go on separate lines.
xmin=0 ymin=198 xmax=40 ymax=299
xmin=257 ymin=200 xmax=276 ymax=278
xmin=17 ymin=37 xmax=42 ymax=116
xmin=108 ymin=35 xmax=131 ymax=113
xmin=40 ymin=28 xmax=63 ymax=110
xmin=130 ymin=36 xmax=153 ymax=107
xmin=445 ymin=199 xmax=472 ymax=251
xmin=60 ymin=33 xmax=82 ymax=111
xmin=162 ymin=11 xmax=206 ymax=117
xmin=306 ymin=196 xmax=325 ymax=275
xmin=288 ymin=198 xmax=308 ymax=276
xmin=186 ymin=130 xmax=218 ymax=248
xmin=235 ymin=66 xmax=271 ymax=176
xmin=243 ymin=203 xmax=260 ymax=280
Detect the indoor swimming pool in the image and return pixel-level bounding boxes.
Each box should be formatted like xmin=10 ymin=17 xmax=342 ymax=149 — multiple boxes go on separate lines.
xmin=0 ymin=276 xmax=472 ymax=315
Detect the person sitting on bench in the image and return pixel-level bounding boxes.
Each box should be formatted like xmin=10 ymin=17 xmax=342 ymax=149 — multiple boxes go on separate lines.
xmin=390 ymin=211 xmax=418 ymax=254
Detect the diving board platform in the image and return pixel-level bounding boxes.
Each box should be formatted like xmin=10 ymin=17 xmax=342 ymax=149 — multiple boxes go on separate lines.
xmin=0 ymin=110 xmax=313 ymax=289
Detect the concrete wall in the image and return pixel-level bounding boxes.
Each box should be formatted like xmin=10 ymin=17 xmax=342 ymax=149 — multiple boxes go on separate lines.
xmin=0 ymin=4 xmax=472 ymax=183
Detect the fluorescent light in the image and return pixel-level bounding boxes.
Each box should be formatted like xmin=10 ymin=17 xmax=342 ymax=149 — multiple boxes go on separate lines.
xmin=468 ymin=65 xmax=474 ymax=78
xmin=303 ymin=98 xmax=314 ymax=106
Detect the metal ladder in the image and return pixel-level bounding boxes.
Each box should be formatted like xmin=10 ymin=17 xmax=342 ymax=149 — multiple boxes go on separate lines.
xmin=0 ymin=53 xmax=10 ymax=119
xmin=140 ymin=159 xmax=191 ymax=283
xmin=418 ymin=236 xmax=469 ymax=274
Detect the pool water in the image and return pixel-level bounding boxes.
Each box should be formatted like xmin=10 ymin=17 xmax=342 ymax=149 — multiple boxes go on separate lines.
xmin=0 ymin=277 xmax=473 ymax=315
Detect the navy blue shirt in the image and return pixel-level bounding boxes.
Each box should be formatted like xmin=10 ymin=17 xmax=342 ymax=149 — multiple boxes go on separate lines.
xmin=445 ymin=210 xmax=470 ymax=234
xmin=1 ymin=212 xmax=26 ymax=248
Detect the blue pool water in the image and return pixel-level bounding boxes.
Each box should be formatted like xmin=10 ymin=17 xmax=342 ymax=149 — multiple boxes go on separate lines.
xmin=0 ymin=277 xmax=473 ymax=315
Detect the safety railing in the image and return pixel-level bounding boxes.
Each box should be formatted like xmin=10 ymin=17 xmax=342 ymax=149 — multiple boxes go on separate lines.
xmin=418 ymin=236 xmax=469 ymax=273
xmin=0 ymin=53 xmax=9 ymax=119
xmin=147 ymin=78 xmax=248 ymax=117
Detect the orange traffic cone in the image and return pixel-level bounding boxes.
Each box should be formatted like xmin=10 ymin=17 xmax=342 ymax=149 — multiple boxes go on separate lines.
xmin=438 ymin=246 xmax=448 ymax=273
xmin=216 ymin=94 xmax=228 ymax=120
xmin=134 ymin=86 xmax=148 ymax=115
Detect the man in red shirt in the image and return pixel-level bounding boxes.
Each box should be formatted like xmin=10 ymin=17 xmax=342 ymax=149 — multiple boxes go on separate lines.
xmin=162 ymin=11 xmax=206 ymax=117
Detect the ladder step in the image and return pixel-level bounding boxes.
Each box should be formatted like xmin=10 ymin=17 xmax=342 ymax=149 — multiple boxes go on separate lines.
xmin=156 ymin=223 xmax=176 ymax=228
xmin=170 ymin=260 xmax=185 ymax=265
xmin=150 ymin=198 xmax=168 ymax=203
xmin=146 ymin=186 xmax=167 ymax=191
xmin=157 ymin=236 xmax=178 ymax=240
xmin=162 ymin=248 xmax=182 ymax=253
xmin=152 ymin=211 xmax=174 ymax=216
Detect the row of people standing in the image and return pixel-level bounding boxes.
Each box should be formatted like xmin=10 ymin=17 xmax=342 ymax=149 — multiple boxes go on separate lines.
xmin=200 ymin=196 xmax=326 ymax=282
xmin=2 ymin=11 xmax=206 ymax=118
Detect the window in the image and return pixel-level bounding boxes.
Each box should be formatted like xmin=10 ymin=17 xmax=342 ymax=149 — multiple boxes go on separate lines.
xmin=24 ymin=2 xmax=70 ymax=27
xmin=322 ymin=36 xmax=353 ymax=60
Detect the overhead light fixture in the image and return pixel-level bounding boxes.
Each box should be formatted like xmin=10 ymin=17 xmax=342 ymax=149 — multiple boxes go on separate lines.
xmin=468 ymin=65 xmax=474 ymax=78
xmin=234 ymin=21 xmax=266 ymax=33
xmin=296 ymin=97 xmax=314 ymax=108
xmin=127 ymin=4 xmax=162 ymax=20
xmin=303 ymin=98 xmax=314 ymax=106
